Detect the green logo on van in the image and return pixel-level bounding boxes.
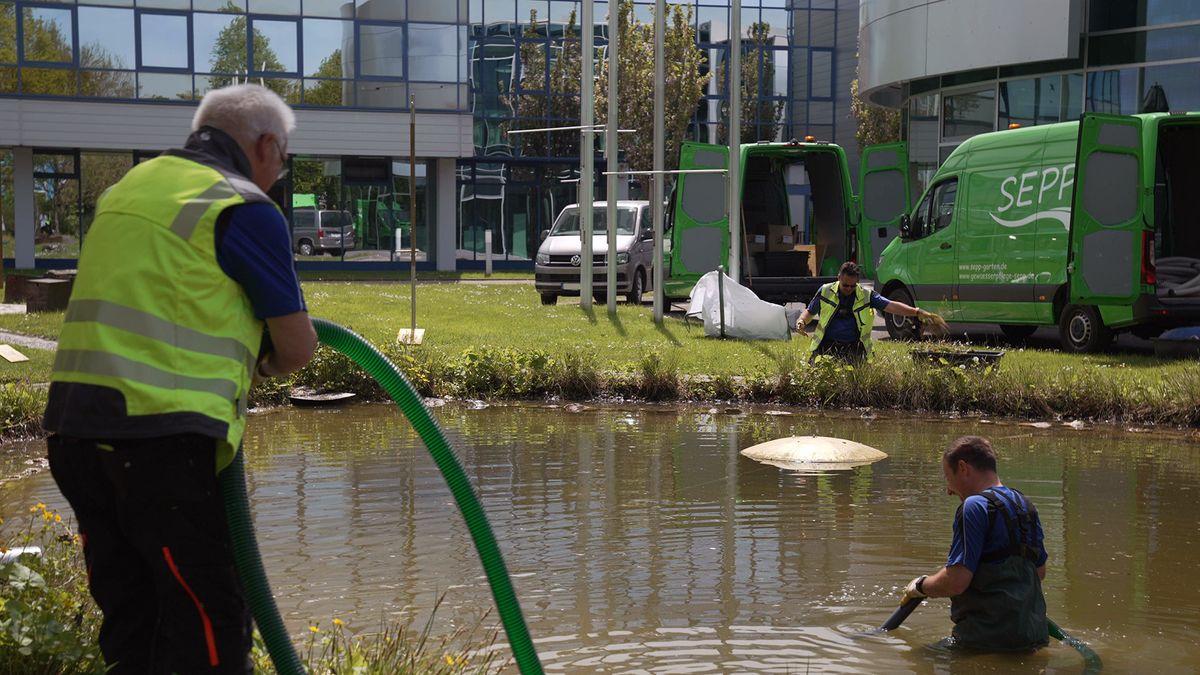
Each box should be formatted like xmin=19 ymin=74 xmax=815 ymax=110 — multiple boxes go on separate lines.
xmin=989 ymin=163 xmax=1075 ymax=230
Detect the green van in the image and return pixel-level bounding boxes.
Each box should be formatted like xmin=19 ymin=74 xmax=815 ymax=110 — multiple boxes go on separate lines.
xmin=873 ymin=112 xmax=1200 ymax=352
xmin=663 ymin=139 xmax=908 ymax=302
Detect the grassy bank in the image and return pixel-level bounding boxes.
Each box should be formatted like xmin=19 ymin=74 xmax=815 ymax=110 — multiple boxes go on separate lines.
xmin=0 ymin=506 xmax=504 ymax=674
xmin=2 ymin=282 xmax=1199 ymax=438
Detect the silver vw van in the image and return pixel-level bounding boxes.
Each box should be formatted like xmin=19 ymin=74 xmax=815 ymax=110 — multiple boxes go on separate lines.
xmin=534 ymin=201 xmax=654 ymax=305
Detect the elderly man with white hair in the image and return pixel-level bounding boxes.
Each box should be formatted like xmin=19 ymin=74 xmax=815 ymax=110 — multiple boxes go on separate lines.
xmin=43 ymin=84 xmax=316 ymax=674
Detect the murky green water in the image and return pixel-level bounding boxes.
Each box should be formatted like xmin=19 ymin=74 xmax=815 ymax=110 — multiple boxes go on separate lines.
xmin=4 ymin=404 xmax=1199 ymax=673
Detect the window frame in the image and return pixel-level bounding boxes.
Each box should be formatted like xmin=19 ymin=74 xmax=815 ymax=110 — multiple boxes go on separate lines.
xmin=355 ymin=19 xmax=406 ymax=81
xmin=18 ymin=2 xmax=78 ymax=68
xmin=248 ymin=15 xmax=299 ymax=76
xmin=807 ymin=46 xmax=834 ymax=101
xmin=135 ymin=8 xmax=193 ymax=73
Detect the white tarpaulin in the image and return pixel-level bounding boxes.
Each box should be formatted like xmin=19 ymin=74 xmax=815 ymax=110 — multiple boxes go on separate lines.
xmin=686 ymin=271 xmax=791 ymax=340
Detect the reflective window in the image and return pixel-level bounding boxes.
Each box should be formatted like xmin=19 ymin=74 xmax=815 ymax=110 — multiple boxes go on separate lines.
xmin=809 ymin=48 xmax=831 ymax=99
xmin=140 ymin=12 xmax=190 ymax=70
xmin=194 ymin=0 xmax=245 ymax=11
xmin=21 ymin=67 xmax=75 ymax=95
xmin=1 ymin=4 xmax=16 ymax=64
xmin=303 ymin=18 xmax=350 ymax=77
xmin=931 ymin=179 xmax=957 ymax=230
xmin=1089 ymin=0 xmax=1200 ymax=30
xmin=302 ymin=0 xmax=350 ymax=18
xmin=469 ymin=0 xmax=482 ymax=23
xmin=138 ymin=71 xmax=193 ymax=99
xmin=79 ymin=7 xmax=135 ymax=70
xmin=410 ymin=0 xmax=457 ymax=23
xmin=250 ymin=0 xmax=300 ymax=15
xmin=518 ymin=0 xmax=546 ymax=26
xmin=1140 ymin=61 xmax=1200 ymax=113
xmin=409 ymin=23 xmax=462 ymax=82
xmin=410 ymin=81 xmax=462 ymax=108
xmin=356 ymin=0 xmax=403 ymax=21
xmin=22 ymin=6 xmax=74 ymax=64
xmin=251 ymin=18 xmax=298 ymax=73
xmin=138 ymin=0 xmax=190 ymax=9
xmin=696 ymin=6 xmax=726 ymax=42
xmin=760 ymin=9 xmax=787 ymax=41
xmin=942 ymin=86 xmax=994 ymax=140
xmin=1089 ymin=25 xmax=1200 ymax=67
xmin=358 ymin=23 xmax=404 ymax=77
xmin=356 ymin=79 xmax=405 ymax=106
xmin=548 ymin=0 xmax=575 ymax=25
xmin=81 ymin=70 xmax=136 ymax=97
xmin=1086 ymin=68 xmax=1138 ymax=114
xmin=194 ymin=12 xmax=241 ymax=74
xmin=303 ymin=77 xmax=350 ymax=105
xmin=0 ymin=66 xmax=17 ymax=92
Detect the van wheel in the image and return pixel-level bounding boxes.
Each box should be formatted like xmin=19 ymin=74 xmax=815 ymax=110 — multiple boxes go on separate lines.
xmin=1000 ymin=324 xmax=1037 ymax=342
xmin=626 ymin=270 xmax=645 ymax=305
xmin=298 ymin=240 xmax=315 ymax=256
xmin=540 ymin=293 xmax=558 ymax=306
xmin=1059 ymin=305 xmax=1113 ymax=353
xmin=885 ymin=287 xmax=922 ymax=341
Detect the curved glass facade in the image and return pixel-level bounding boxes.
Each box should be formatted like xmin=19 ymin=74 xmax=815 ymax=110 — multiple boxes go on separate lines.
xmin=895 ymin=0 xmax=1200 ymax=195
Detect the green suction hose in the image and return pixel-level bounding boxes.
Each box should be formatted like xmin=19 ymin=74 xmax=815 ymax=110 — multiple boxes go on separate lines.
xmin=220 ymin=318 xmax=543 ymax=675
xmin=1049 ymin=618 xmax=1102 ymax=673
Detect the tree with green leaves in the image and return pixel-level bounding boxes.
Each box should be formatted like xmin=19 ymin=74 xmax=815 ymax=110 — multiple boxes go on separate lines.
xmin=719 ymin=22 xmax=784 ymax=144
xmin=850 ymin=61 xmax=901 ymax=150
xmin=594 ymin=0 xmax=710 ymax=175
xmin=300 ymin=49 xmax=345 ymax=106
xmin=203 ymin=8 xmax=298 ymax=103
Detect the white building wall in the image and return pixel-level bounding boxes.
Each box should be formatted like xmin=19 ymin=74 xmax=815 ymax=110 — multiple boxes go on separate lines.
xmin=0 ymin=99 xmax=472 ymax=157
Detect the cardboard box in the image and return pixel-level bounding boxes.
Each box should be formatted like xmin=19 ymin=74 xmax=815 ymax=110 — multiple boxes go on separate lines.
xmin=767 ymin=224 xmax=795 ymax=251
xmin=791 ymin=244 xmax=819 ymax=277
xmin=748 ymin=233 xmax=767 ymax=253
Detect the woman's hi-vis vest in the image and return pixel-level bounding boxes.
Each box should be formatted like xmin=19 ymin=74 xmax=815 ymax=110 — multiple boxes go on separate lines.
xmin=51 ymin=155 xmax=271 ymax=471
xmin=807 ymin=282 xmax=875 ymax=359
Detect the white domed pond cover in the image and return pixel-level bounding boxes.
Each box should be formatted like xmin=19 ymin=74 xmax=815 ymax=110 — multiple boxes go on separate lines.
xmin=740 ymin=436 xmax=887 ymax=471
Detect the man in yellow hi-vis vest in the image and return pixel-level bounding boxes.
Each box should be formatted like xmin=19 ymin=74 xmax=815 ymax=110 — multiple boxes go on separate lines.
xmin=44 ymin=84 xmax=316 ymax=674
xmin=795 ymin=261 xmax=944 ymax=362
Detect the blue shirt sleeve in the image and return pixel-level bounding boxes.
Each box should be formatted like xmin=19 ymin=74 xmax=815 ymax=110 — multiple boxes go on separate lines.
xmin=947 ymin=496 xmax=990 ymax=573
xmin=806 ymin=295 xmax=821 ymax=314
xmin=216 ymin=203 xmax=307 ymax=320
xmin=870 ymin=290 xmax=891 ymax=311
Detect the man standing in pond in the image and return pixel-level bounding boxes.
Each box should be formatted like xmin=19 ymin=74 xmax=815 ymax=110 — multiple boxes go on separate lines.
xmin=43 ymin=84 xmax=316 ymax=673
xmin=900 ymin=435 xmax=1049 ymax=651
xmin=794 ymin=261 xmax=943 ymax=362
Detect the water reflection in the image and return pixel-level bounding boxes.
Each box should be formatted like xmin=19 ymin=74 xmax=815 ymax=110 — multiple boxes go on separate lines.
xmin=3 ymin=404 xmax=1199 ymax=673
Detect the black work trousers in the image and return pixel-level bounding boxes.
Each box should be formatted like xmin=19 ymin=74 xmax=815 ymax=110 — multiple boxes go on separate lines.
xmin=811 ymin=337 xmax=867 ymax=364
xmin=47 ymin=434 xmax=253 ymax=675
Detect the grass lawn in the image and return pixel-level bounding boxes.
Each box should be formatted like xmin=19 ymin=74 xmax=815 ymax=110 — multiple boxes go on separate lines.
xmin=1 ymin=281 xmax=1198 ymax=430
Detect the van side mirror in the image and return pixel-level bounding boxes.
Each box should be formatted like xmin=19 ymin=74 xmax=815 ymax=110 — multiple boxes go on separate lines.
xmin=641 ymin=228 xmax=655 ymax=241
xmin=540 ymin=229 xmax=550 ymax=242
xmin=898 ymin=214 xmax=911 ymax=238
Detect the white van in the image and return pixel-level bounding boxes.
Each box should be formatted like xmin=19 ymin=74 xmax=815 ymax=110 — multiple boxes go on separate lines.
xmin=534 ymin=201 xmax=655 ymax=305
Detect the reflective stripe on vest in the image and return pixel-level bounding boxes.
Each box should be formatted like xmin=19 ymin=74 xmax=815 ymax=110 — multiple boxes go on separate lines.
xmin=807 ymin=282 xmax=875 ymax=358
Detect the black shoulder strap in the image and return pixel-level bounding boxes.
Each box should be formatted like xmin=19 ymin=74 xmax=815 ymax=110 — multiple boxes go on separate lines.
xmin=979 ymin=487 xmax=1041 ymax=565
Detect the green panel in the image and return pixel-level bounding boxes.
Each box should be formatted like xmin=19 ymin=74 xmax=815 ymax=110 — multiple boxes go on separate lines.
xmin=858 ymin=142 xmax=910 ymax=278
xmin=667 ymin=142 xmax=729 ymax=291
xmin=1069 ymin=113 xmax=1145 ymax=305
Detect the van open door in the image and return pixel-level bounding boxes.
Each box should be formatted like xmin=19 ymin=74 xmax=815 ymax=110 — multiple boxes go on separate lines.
xmin=663 ymin=142 xmax=730 ymax=299
xmin=858 ymin=142 xmax=910 ymax=278
xmin=1068 ymin=113 xmax=1145 ymax=306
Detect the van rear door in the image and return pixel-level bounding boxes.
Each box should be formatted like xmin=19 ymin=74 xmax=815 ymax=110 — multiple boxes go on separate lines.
xmin=1068 ymin=113 xmax=1146 ymax=306
xmin=858 ymin=142 xmax=911 ymax=278
xmin=664 ymin=142 xmax=729 ymax=298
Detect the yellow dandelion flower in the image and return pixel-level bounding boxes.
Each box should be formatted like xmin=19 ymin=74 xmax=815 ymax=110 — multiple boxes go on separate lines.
xmin=332 ymin=618 xmax=344 ymax=626
xmin=445 ymin=656 xmax=455 ymax=665
xmin=54 ymin=514 xmax=62 ymax=523
xmin=43 ymin=511 xmax=53 ymax=521
xmin=36 ymin=502 xmax=46 ymax=510
xmin=309 ymin=626 xmax=320 ymax=633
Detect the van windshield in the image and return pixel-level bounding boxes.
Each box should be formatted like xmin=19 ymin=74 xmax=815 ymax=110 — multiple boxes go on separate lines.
xmin=551 ymin=207 xmax=637 ymax=236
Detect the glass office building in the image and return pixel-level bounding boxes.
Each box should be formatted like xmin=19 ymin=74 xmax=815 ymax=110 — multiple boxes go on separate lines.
xmin=1 ymin=0 xmax=860 ymax=270
xmin=859 ymin=0 xmax=1200 ymax=197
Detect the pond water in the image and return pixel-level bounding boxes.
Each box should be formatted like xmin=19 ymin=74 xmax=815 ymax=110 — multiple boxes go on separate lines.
xmin=3 ymin=403 xmax=1199 ymax=673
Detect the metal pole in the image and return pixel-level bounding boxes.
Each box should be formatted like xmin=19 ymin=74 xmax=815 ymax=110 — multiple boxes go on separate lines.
xmin=728 ymin=0 xmax=742 ymax=282
xmin=409 ymin=95 xmax=417 ymax=334
xmin=653 ymin=0 xmax=665 ymax=325
xmin=717 ymin=264 xmax=726 ymax=339
xmin=605 ymin=0 xmax=619 ymax=315
xmin=484 ymin=228 xmax=493 ymax=276
xmin=580 ymin=0 xmax=595 ymax=310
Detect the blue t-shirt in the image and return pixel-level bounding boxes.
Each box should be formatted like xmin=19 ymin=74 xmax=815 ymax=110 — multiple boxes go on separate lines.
xmin=215 ymin=202 xmax=306 ymax=320
xmin=947 ymin=486 xmax=1049 ymax=574
xmin=805 ymin=288 xmax=891 ymax=343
